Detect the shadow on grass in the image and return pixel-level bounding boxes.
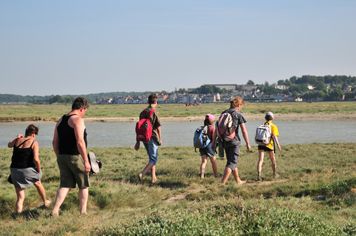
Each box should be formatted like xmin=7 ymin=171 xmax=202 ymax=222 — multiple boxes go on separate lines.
xmin=11 ymin=209 xmax=40 ymax=220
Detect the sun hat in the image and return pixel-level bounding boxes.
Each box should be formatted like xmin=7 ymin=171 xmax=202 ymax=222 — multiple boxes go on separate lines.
xmin=88 ymin=152 xmax=102 ymax=175
xmin=265 ymin=111 xmax=274 ymax=119
xmin=205 ymin=114 xmax=215 ymax=120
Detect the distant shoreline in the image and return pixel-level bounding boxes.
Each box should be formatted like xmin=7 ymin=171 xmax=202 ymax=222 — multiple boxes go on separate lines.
xmin=1 ymin=113 xmax=355 ymax=124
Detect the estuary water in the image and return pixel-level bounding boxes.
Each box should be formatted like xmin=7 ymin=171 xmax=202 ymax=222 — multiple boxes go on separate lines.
xmin=0 ymin=121 xmax=355 ymax=148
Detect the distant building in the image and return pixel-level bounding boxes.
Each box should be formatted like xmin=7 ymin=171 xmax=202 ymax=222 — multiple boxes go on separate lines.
xmin=204 ymin=84 xmax=237 ymax=91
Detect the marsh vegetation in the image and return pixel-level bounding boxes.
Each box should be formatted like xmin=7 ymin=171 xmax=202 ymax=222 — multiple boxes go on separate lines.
xmin=1 ymin=143 xmax=356 ymax=235
xmin=1 ymin=101 xmax=356 ymax=122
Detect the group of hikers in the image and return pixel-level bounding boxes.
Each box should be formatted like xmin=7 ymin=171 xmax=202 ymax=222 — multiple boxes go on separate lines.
xmin=7 ymin=95 xmax=281 ymax=215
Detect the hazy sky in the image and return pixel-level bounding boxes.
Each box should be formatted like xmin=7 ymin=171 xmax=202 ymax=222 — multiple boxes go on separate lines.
xmin=1 ymin=1 xmax=355 ymax=96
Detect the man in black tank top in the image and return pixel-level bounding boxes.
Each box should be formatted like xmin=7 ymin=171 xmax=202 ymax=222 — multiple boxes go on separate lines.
xmin=51 ymin=97 xmax=91 ymax=216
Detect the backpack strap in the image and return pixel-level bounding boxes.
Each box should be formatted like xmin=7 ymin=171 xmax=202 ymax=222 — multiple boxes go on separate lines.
xmin=148 ymin=109 xmax=155 ymax=119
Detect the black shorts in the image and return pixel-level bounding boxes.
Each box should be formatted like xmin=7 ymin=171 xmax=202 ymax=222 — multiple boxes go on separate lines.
xmin=258 ymin=145 xmax=273 ymax=152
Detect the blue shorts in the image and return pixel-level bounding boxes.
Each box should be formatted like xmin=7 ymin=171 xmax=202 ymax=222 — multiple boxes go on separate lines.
xmin=143 ymin=138 xmax=159 ymax=165
xmin=199 ymin=143 xmax=215 ymax=158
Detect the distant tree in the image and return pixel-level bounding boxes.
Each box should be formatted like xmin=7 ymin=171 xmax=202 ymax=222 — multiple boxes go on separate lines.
xmin=327 ymin=88 xmax=344 ymax=101
xmin=289 ymin=76 xmax=297 ymax=84
xmin=284 ymin=80 xmax=292 ymax=86
xmin=314 ymin=81 xmax=327 ymax=92
xmin=292 ymin=91 xmax=299 ymax=98
xmin=277 ymin=80 xmax=285 ymax=85
xmin=49 ymin=95 xmax=64 ymax=104
xmin=264 ymin=81 xmax=269 ymax=88
xmin=315 ymin=90 xmax=325 ymax=99
xmin=246 ymin=80 xmax=255 ymax=85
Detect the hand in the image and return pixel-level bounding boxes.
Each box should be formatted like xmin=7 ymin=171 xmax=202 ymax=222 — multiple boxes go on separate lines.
xmin=278 ymin=145 xmax=282 ymax=151
xmin=158 ymin=140 xmax=162 ymax=146
xmin=211 ymin=142 xmax=216 ymax=151
xmin=84 ymin=162 xmax=91 ymax=173
xmin=246 ymin=144 xmax=251 ymax=152
xmin=16 ymin=134 xmax=24 ymax=138
xmin=134 ymin=141 xmax=140 ymax=151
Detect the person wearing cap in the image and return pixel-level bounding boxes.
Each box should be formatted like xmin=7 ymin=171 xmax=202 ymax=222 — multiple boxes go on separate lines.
xmin=257 ymin=111 xmax=281 ymax=181
xmin=212 ymin=96 xmax=251 ymax=184
xmin=199 ymin=114 xmax=218 ymax=179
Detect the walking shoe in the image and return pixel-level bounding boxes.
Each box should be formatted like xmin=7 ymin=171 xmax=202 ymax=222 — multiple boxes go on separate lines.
xmin=257 ymin=175 xmax=262 ymax=181
xmin=273 ymin=173 xmax=280 ymax=178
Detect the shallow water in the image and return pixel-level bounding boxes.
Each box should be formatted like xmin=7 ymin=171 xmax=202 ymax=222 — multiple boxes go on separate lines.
xmin=0 ymin=121 xmax=355 ymax=148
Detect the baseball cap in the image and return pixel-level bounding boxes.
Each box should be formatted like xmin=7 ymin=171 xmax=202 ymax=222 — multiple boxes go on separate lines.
xmin=265 ymin=111 xmax=274 ymax=119
xmin=205 ymin=114 xmax=215 ymax=120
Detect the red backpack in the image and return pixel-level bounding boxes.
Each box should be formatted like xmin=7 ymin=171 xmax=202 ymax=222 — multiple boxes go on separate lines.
xmin=136 ymin=109 xmax=155 ymax=142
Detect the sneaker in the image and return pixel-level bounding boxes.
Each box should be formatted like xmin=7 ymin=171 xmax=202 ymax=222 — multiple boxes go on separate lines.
xmin=257 ymin=175 xmax=262 ymax=181
xmin=273 ymin=173 xmax=280 ymax=178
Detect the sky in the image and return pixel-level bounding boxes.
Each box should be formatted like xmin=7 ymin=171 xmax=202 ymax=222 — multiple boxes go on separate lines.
xmin=1 ymin=0 xmax=355 ymax=96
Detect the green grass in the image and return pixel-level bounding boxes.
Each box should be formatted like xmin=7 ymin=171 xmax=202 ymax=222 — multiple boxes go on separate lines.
xmin=2 ymin=143 xmax=356 ymax=235
xmin=1 ymin=101 xmax=356 ymax=121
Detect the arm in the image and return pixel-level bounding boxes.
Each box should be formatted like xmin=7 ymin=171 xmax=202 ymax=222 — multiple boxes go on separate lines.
xmin=273 ymin=134 xmax=281 ymax=151
xmin=134 ymin=140 xmax=140 ymax=151
xmin=8 ymin=134 xmax=23 ymax=148
xmin=71 ymin=116 xmax=91 ymax=173
xmin=52 ymin=119 xmax=61 ymax=156
xmin=157 ymin=126 xmax=162 ymax=145
xmin=240 ymin=123 xmax=251 ymax=151
xmin=32 ymin=141 xmax=41 ymax=173
xmin=211 ymin=128 xmax=217 ymax=150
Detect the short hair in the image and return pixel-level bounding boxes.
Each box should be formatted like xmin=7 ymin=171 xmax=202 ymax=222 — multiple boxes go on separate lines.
xmin=148 ymin=94 xmax=157 ymax=105
xmin=265 ymin=115 xmax=273 ymax=121
xmin=25 ymin=124 xmax=39 ymax=137
xmin=72 ymin=97 xmax=90 ymax=110
xmin=230 ymin=96 xmax=244 ymax=108
xmin=204 ymin=118 xmax=214 ymax=126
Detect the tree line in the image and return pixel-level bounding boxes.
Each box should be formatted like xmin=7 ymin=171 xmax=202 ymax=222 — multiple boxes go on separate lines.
xmin=1 ymin=75 xmax=355 ymax=103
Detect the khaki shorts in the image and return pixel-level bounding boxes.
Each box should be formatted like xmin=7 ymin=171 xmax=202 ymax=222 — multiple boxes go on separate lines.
xmin=57 ymin=154 xmax=90 ymax=189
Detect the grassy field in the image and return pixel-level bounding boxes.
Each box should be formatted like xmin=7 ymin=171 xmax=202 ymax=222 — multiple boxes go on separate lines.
xmin=1 ymin=143 xmax=356 ymax=235
xmin=1 ymin=101 xmax=356 ymax=121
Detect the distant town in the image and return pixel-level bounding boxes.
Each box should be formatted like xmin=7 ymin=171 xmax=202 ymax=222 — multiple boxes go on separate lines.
xmin=1 ymin=75 xmax=355 ymax=104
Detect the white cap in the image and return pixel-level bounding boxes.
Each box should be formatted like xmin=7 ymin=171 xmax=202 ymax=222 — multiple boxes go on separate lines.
xmin=265 ymin=111 xmax=274 ymax=119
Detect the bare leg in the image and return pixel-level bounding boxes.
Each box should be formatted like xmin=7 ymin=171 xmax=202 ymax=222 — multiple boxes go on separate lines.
xmin=232 ymin=168 xmax=246 ymax=184
xmin=142 ymin=163 xmax=154 ymax=177
xmin=151 ymin=165 xmax=157 ymax=182
xmin=15 ymin=188 xmax=25 ymax=213
xmin=257 ymin=150 xmax=265 ymax=179
xmin=200 ymin=155 xmax=208 ymax=179
xmin=221 ymin=167 xmax=232 ymax=184
xmin=267 ymin=151 xmax=277 ymax=175
xmin=33 ymin=181 xmax=50 ymax=206
xmin=52 ymin=187 xmax=71 ymax=215
xmin=139 ymin=163 xmax=155 ymax=183
xmin=209 ymin=156 xmax=218 ymax=177
xmin=79 ymin=187 xmax=88 ymax=214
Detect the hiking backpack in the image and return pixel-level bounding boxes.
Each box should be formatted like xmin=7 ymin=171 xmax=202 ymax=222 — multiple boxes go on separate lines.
xmin=193 ymin=125 xmax=211 ymax=151
xmin=216 ymin=110 xmax=237 ymax=142
xmin=136 ymin=109 xmax=155 ymax=142
xmin=255 ymin=123 xmax=272 ymax=145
